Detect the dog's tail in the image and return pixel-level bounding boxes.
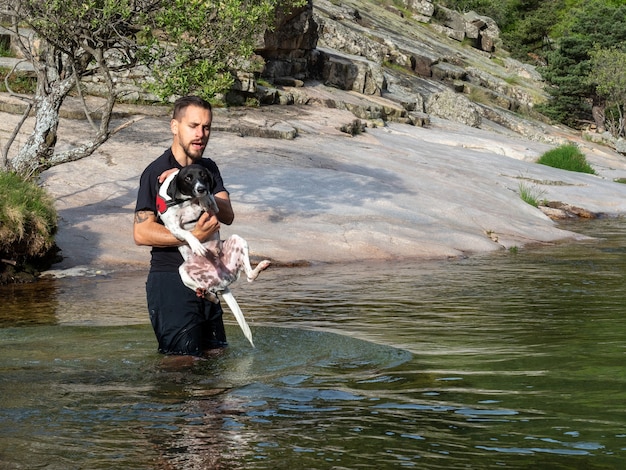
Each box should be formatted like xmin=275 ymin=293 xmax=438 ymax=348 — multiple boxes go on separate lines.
xmin=221 ymin=288 xmax=255 ymax=348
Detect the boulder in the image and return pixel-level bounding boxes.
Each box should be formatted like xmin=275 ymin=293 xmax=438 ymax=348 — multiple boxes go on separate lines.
xmin=463 ymin=11 xmax=501 ymax=53
xmin=426 ymin=89 xmax=482 ymax=128
xmin=318 ymin=47 xmax=386 ymax=96
xmin=401 ymin=0 xmax=435 ymax=18
xmin=434 ymin=5 xmax=466 ymax=33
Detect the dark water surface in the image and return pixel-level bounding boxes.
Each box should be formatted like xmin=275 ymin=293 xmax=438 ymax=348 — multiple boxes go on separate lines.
xmin=1 ymin=219 xmax=626 ymax=469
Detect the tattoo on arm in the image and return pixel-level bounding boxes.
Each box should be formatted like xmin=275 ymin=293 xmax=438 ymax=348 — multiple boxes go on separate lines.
xmin=134 ymin=211 xmax=153 ymax=224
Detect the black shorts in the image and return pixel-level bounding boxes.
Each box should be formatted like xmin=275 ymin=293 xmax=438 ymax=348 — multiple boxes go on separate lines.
xmin=146 ymin=271 xmax=227 ymax=355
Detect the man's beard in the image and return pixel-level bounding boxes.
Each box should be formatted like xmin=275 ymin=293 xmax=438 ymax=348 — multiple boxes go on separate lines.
xmin=182 ymin=141 xmax=204 ymax=160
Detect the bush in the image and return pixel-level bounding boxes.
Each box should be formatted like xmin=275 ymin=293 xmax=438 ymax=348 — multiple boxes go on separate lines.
xmin=536 ymin=144 xmax=596 ymax=175
xmin=0 ymin=171 xmax=58 ymax=262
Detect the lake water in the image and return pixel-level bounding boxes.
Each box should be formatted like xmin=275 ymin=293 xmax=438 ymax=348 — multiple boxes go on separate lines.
xmin=1 ymin=219 xmax=625 ymax=469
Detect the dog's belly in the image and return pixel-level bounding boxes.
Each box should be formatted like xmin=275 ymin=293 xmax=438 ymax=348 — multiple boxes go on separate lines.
xmin=180 ymin=236 xmax=248 ymax=292
xmin=183 ymin=252 xmax=239 ymax=292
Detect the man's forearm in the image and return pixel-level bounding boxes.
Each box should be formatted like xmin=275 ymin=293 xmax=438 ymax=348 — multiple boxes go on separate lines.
xmin=133 ymin=211 xmax=183 ymax=247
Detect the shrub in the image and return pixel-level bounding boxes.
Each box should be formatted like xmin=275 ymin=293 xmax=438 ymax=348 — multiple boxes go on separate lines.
xmin=0 ymin=171 xmax=58 ymax=260
xmin=536 ymin=144 xmax=596 ymax=175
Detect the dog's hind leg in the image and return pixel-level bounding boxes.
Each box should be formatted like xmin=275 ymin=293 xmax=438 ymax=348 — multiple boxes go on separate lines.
xmin=222 ymin=234 xmax=271 ymax=282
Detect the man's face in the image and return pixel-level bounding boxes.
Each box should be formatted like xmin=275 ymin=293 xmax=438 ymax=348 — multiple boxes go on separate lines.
xmin=171 ymin=105 xmax=212 ymax=161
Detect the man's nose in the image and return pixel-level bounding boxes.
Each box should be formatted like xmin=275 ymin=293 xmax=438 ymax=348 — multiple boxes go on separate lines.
xmin=198 ymin=128 xmax=209 ymax=139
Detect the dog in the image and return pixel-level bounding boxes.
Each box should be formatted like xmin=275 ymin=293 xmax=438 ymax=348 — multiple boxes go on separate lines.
xmin=157 ymin=164 xmax=270 ymax=347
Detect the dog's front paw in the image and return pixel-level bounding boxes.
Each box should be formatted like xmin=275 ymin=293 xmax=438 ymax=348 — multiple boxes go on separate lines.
xmin=189 ymin=239 xmax=208 ymax=256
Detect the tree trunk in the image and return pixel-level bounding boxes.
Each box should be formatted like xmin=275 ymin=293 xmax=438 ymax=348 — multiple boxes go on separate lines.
xmin=8 ymin=75 xmax=75 ymax=176
xmin=591 ymin=99 xmax=606 ymax=134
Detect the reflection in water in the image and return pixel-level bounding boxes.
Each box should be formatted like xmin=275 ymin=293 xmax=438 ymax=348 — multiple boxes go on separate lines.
xmin=0 ymin=278 xmax=59 ymax=326
xmin=1 ymin=218 xmax=626 ymax=468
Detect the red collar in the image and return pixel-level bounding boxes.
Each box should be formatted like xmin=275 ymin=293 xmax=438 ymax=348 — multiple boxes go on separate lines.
xmin=156 ymin=194 xmax=184 ymax=214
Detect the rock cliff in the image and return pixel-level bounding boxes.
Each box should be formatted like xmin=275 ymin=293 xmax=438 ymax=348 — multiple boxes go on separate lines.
xmin=0 ymin=0 xmax=592 ymax=148
xmin=252 ymin=0 xmax=563 ymax=146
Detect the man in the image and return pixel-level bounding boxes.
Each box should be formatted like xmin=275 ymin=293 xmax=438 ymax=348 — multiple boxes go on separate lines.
xmin=134 ymin=95 xmax=235 ymax=356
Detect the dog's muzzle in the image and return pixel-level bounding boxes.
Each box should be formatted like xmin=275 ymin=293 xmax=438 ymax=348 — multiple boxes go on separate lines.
xmin=193 ymin=181 xmax=208 ymax=197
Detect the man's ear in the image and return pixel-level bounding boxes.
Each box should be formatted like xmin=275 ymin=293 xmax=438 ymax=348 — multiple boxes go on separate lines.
xmin=170 ymin=118 xmax=178 ymax=135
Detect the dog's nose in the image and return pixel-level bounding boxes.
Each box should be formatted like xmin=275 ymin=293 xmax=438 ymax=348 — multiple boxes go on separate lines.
xmin=195 ymin=183 xmax=207 ymax=194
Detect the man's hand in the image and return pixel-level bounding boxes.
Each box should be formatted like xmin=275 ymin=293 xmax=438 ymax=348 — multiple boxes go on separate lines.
xmin=158 ymin=168 xmax=179 ymax=184
xmin=191 ymin=212 xmax=220 ymax=242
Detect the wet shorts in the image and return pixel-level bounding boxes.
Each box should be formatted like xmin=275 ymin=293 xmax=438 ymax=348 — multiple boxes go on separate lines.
xmin=146 ymin=271 xmax=227 ymax=355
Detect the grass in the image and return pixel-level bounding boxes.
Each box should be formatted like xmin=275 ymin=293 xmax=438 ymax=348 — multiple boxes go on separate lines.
xmin=0 ymin=40 xmax=12 ymax=58
xmin=0 ymin=171 xmax=57 ymax=259
xmin=468 ymin=86 xmax=492 ymax=105
xmin=537 ymin=144 xmax=596 ymax=174
xmin=0 ymin=67 xmax=37 ymax=94
xmin=504 ymin=75 xmax=521 ymax=86
xmin=518 ymin=181 xmax=546 ymax=207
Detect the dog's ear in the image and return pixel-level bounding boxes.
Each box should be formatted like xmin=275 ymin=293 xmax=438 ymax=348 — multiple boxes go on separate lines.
xmin=201 ymin=168 xmax=216 ymax=192
xmin=166 ymin=174 xmax=179 ymax=199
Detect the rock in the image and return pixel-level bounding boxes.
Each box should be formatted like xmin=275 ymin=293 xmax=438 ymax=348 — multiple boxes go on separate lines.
xmin=431 ymin=61 xmax=467 ymax=82
xmin=401 ymin=0 xmax=435 ymax=18
xmin=315 ymin=13 xmax=387 ymax=64
xmin=318 ymin=47 xmax=386 ymax=96
xmin=27 ymin=96 xmax=626 ymax=269
xmin=434 ymin=5 xmax=465 ymax=34
xmin=425 ymin=89 xmax=481 ymax=128
xmin=338 ymin=119 xmax=365 ymax=135
xmin=257 ymin=0 xmax=319 ymax=80
xmin=407 ymin=111 xmax=431 ymax=127
xmin=539 ymin=202 xmax=599 ymax=220
xmin=464 ymin=11 xmax=500 ymax=52
xmin=431 ymin=23 xmax=465 ymax=42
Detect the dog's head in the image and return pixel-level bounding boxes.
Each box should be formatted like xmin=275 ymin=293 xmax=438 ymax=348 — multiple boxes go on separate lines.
xmin=171 ymin=164 xmax=215 ymax=199
xmin=163 ymin=164 xmax=219 ymax=216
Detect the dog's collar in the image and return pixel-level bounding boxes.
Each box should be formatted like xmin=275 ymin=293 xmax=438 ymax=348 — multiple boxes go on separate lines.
xmin=156 ymin=170 xmax=184 ymax=215
xmin=156 ymin=194 xmax=186 ymax=214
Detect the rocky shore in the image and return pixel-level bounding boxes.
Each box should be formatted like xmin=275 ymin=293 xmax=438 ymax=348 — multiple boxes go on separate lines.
xmin=2 ymin=85 xmax=620 ymax=277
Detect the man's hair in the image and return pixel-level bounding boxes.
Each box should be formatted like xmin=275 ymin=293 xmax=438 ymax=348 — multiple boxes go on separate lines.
xmin=172 ymin=95 xmax=212 ymax=120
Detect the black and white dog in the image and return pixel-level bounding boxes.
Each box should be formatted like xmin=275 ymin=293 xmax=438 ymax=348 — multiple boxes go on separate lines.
xmin=157 ymin=164 xmax=270 ymax=347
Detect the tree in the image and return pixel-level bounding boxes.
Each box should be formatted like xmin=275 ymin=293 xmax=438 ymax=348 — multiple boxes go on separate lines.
xmin=538 ymin=1 xmax=626 ymax=130
xmin=588 ymin=47 xmax=626 ymax=138
xmin=0 ymin=0 xmax=295 ymax=176
xmin=499 ymin=0 xmax=564 ymax=62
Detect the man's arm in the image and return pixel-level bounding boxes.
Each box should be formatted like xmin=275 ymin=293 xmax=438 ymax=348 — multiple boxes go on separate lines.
xmin=133 ymin=210 xmax=221 ymax=247
xmin=214 ymin=190 xmax=234 ymax=225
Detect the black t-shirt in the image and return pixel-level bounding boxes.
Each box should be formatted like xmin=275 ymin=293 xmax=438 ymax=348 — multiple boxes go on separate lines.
xmin=135 ymin=148 xmax=228 ymax=272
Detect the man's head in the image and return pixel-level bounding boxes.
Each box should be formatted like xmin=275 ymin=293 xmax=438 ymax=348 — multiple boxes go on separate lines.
xmin=171 ymin=96 xmax=213 ymax=164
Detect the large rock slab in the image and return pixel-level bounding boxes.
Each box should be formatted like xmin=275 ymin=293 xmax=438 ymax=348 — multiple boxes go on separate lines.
xmin=19 ymin=100 xmax=626 ymax=272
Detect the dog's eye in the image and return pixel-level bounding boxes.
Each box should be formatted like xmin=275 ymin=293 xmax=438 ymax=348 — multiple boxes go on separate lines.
xmin=185 ymin=175 xmax=193 ymax=182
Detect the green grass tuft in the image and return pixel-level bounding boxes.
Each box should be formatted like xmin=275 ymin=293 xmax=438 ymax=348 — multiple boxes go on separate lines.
xmin=0 ymin=171 xmax=58 ymax=258
xmin=518 ymin=181 xmax=545 ymax=207
xmin=537 ymin=144 xmax=596 ymax=174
